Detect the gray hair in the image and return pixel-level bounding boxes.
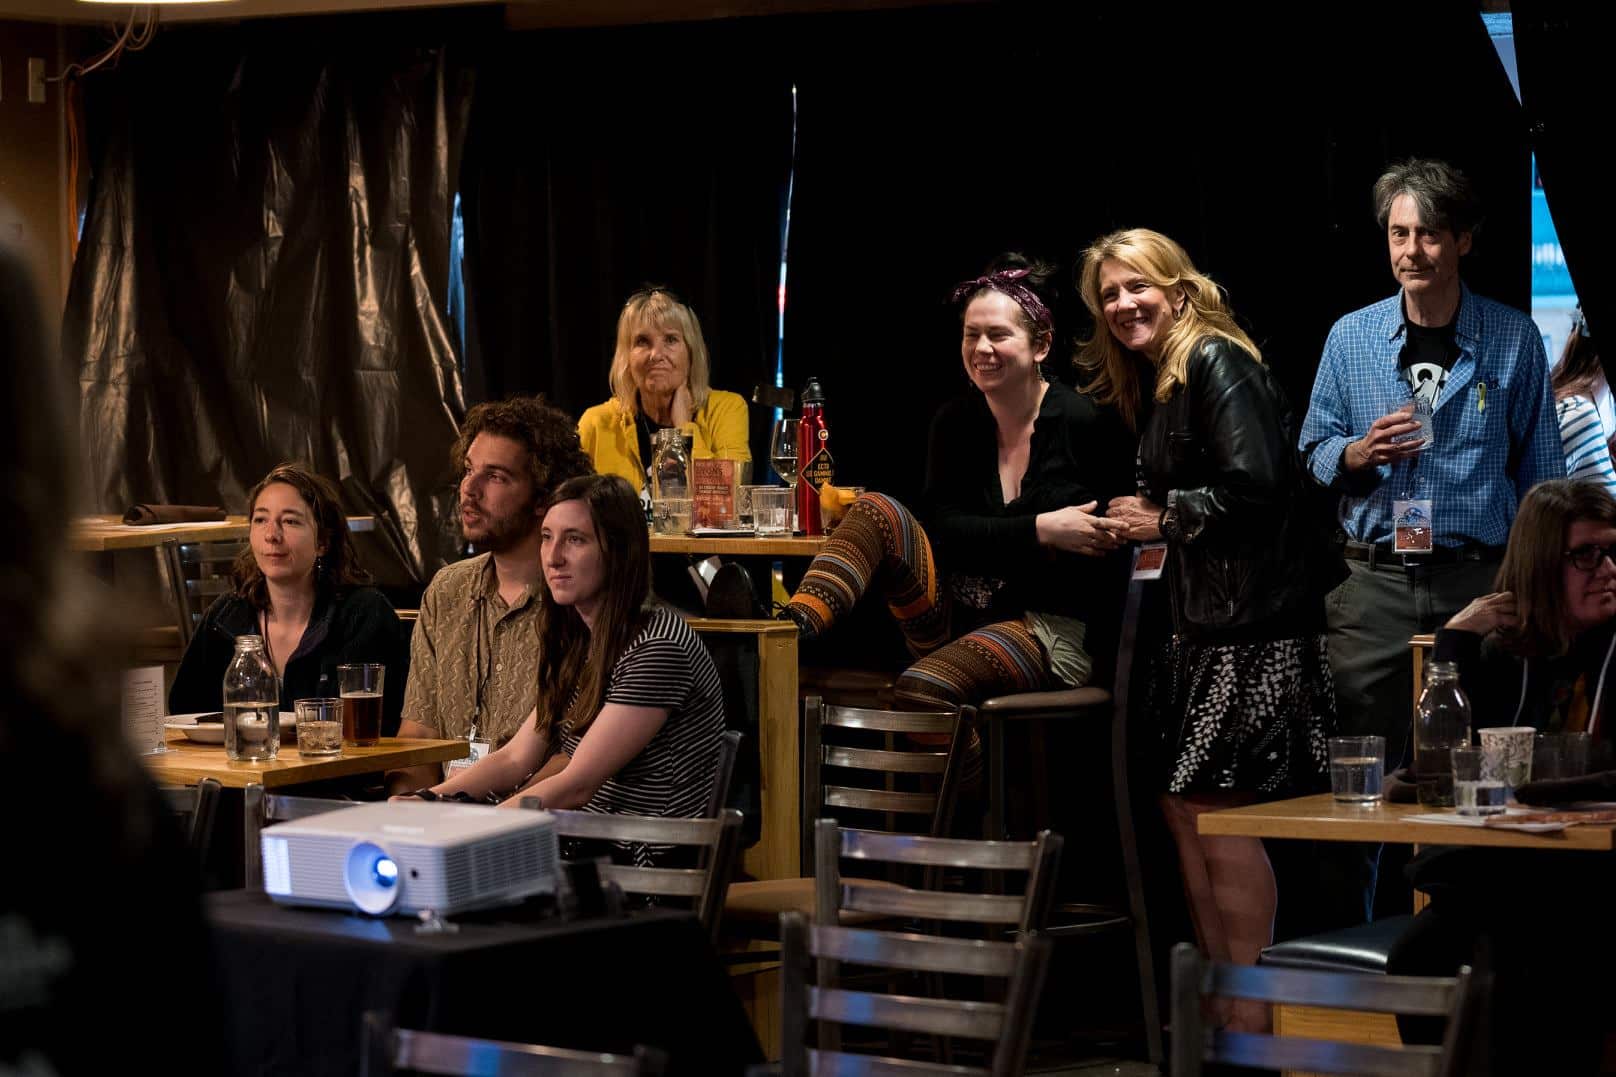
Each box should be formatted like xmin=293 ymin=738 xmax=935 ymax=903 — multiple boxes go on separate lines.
xmin=1372 ymin=158 xmax=1483 ymax=237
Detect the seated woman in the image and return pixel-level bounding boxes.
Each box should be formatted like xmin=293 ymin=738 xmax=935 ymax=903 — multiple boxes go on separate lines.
xmin=1390 ymin=479 xmax=1616 ymax=1073
xmin=781 ymin=254 xmax=1135 ymax=714
xmin=400 ymin=474 xmax=726 ymax=866
xmin=577 ymin=287 xmax=751 ymax=497
xmin=1083 ymin=228 xmax=1338 ymax=1033
xmin=168 ymin=463 xmax=409 ymax=734
xmin=1434 ymin=477 xmax=1616 ymax=753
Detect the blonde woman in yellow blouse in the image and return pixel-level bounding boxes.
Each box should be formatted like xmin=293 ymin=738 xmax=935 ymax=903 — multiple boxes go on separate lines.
xmin=577 ymin=287 xmax=750 ymax=496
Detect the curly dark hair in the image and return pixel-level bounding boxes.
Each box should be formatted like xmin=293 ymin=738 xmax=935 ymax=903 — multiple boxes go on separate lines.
xmin=451 ymin=395 xmax=595 ymax=503
xmin=233 ymin=463 xmax=372 ymax=610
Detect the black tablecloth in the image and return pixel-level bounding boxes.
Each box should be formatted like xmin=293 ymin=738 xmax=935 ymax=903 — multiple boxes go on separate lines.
xmin=207 ymin=890 xmax=761 ymax=1076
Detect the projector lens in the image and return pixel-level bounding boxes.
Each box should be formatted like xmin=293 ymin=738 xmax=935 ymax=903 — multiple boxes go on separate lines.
xmin=344 ymin=840 xmax=403 ymax=915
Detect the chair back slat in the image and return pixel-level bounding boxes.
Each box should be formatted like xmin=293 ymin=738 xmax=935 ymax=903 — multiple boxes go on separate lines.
xmin=363 ymin=1012 xmax=665 ymax=1076
xmin=808 ymin=986 xmax=1006 ymax=1042
xmin=264 ymin=793 xmax=355 ymax=823
xmin=551 ymin=808 xmax=741 ymax=944
xmin=824 ymin=787 xmax=939 ymax=815
xmin=1212 ymin=1030 xmax=1443 ymax=1077
xmin=550 ymin=810 xmax=724 ymax=847
xmin=839 ymin=829 xmax=1038 ymax=871
xmin=161 ymin=777 xmax=222 ymax=858
xmin=822 ymin=745 xmax=949 ymax=774
xmin=1209 ymin=962 xmax=1459 ymax=1015
xmin=840 ymin=881 xmax=1025 ymax=925
xmin=808 ymin=923 xmax=1017 ymax=978
xmin=178 ymin=540 xmax=247 ymax=567
xmin=596 ymin=865 xmax=707 ymax=899
xmin=1172 ymin=943 xmax=1479 ymax=1077
xmin=805 ymin=1047 xmax=987 ymax=1075
xmin=822 ymin=704 xmax=958 ymax=734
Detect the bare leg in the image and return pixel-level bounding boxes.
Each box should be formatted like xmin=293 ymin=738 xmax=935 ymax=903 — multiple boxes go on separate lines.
xmin=1164 ymin=792 xmax=1277 ymax=1033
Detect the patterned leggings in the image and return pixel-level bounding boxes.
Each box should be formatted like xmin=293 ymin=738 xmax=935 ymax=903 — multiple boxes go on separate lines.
xmin=786 ymin=493 xmax=1054 ymax=707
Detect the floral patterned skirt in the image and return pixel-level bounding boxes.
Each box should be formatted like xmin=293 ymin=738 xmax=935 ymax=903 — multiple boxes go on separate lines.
xmin=1150 ymin=634 xmax=1335 ymax=796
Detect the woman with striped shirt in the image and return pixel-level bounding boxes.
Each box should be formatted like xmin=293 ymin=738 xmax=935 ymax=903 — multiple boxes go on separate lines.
xmin=403 ymin=474 xmax=725 ymax=859
xmin=1552 ymin=311 xmax=1616 ymax=496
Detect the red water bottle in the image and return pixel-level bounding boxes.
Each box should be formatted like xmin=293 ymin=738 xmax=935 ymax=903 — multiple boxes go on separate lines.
xmin=795 ymin=377 xmax=831 ymax=536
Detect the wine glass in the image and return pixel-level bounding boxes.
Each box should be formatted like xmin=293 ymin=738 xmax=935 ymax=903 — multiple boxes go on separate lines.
xmin=769 ymin=418 xmax=800 ymax=490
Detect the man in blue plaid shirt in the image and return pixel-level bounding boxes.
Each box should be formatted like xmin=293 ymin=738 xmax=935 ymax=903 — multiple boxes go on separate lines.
xmin=1299 ymin=159 xmax=1562 ymax=915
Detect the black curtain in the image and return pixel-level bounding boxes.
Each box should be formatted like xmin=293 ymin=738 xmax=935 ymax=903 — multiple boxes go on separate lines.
xmin=67 ymin=13 xmax=487 ymax=584
xmin=1514 ymin=1 xmax=1613 ymax=351
xmin=779 ymin=0 xmax=1527 ymax=507
xmin=459 ymin=19 xmax=793 ymax=472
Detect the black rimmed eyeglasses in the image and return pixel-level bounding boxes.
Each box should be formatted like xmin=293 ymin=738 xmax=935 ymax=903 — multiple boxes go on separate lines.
xmin=1564 ymin=544 xmax=1616 ymax=571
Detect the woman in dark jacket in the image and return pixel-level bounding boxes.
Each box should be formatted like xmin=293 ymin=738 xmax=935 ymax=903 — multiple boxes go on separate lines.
xmin=169 ymin=463 xmax=409 ymax=735
xmin=1081 ymin=228 xmax=1336 ymax=1032
xmin=779 ymin=254 xmax=1135 ymax=711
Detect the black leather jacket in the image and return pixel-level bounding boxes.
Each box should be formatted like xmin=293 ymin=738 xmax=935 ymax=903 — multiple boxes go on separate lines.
xmin=1140 ymin=337 xmax=1338 ymax=638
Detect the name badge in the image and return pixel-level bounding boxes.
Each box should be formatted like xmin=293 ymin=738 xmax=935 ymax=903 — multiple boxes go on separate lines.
xmin=445 ymin=736 xmax=492 ymax=776
xmin=1132 ymin=543 xmax=1168 ymax=580
xmin=1393 ymin=499 xmax=1434 ymax=554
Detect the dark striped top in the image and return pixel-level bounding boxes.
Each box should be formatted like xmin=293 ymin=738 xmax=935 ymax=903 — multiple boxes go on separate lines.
xmin=559 ymin=607 xmax=725 ymax=866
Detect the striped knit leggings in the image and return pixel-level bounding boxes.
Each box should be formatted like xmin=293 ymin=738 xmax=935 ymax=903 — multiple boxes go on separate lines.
xmin=786 ymin=493 xmax=1053 ymax=708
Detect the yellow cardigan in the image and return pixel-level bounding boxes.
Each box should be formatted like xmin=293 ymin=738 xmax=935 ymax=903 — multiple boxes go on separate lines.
xmin=577 ymin=389 xmax=752 ymax=491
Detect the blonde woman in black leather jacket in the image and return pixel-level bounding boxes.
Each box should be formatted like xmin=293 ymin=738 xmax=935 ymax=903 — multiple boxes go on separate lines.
xmin=1079 ymin=228 xmax=1340 ymax=1034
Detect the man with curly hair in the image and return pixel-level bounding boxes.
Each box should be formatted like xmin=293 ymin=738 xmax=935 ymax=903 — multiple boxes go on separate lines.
xmin=388 ymin=396 xmax=595 ymax=794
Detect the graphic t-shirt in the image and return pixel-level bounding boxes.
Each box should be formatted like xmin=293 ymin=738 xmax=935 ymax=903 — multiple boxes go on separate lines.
xmin=1399 ymin=318 xmax=1460 ymax=407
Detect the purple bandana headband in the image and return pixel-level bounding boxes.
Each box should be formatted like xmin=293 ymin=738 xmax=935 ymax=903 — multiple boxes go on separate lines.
xmin=949 ymin=268 xmax=1053 ymax=335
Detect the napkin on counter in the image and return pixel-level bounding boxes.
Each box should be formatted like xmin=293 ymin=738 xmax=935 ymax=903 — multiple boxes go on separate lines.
xmin=121 ymin=504 xmax=228 ymax=525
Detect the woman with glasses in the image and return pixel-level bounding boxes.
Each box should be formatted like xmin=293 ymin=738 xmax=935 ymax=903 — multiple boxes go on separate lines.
xmin=1392 ymin=477 xmax=1616 ymax=1074
xmin=577 ymin=288 xmax=751 ymax=498
xmin=1434 ymin=478 xmax=1616 ymax=744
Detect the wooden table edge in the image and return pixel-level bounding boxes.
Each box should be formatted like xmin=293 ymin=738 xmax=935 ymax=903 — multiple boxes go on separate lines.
xmin=146 ymin=736 xmax=467 ymax=789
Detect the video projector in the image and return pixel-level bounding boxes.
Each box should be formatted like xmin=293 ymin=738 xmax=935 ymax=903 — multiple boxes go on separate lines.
xmin=260 ymin=801 xmax=561 ymax=916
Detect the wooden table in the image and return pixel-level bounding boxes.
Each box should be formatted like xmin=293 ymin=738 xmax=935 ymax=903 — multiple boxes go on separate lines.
xmin=1198 ymin=791 xmax=1616 ymax=852
xmin=649 ymin=533 xmax=826 ymax=558
xmin=72 ymin=514 xmax=376 ymax=552
xmin=145 ymin=730 xmax=467 ymax=789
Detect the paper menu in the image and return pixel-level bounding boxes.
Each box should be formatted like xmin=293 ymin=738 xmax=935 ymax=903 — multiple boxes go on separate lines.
xmin=122 ymin=665 xmax=167 ymax=755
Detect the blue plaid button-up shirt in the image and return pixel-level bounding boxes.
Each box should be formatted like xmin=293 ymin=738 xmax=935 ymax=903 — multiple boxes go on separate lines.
xmin=1298 ymin=285 xmax=1563 ymax=547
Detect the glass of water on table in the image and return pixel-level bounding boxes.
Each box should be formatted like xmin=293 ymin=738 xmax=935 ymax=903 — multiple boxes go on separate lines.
xmin=1329 ymin=735 xmax=1385 ymax=803
xmin=1452 ymin=746 xmax=1507 ymax=816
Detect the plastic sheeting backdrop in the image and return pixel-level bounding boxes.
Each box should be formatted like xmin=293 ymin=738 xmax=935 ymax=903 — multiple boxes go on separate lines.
xmin=66 ymin=16 xmax=484 ymax=585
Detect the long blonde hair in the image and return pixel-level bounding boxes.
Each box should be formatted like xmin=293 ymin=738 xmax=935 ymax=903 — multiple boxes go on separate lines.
xmin=607 ymin=288 xmax=713 ymax=420
xmin=1076 ymin=229 xmax=1261 ymax=431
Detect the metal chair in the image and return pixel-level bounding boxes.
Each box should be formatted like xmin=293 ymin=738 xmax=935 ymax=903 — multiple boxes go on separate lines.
xmin=775 ymin=910 xmax=1052 ymax=1077
xmin=1169 ymin=942 xmax=1480 ymax=1077
xmin=159 ymin=538 xmax=247 ymax=647
xmin=160 ymin=777 xmax=222 ymax=859
xmin=723 ymin=699 xmax=967 ymax=933
xmin=361 ymin=1010 xmax=667 ymax=1076
xmin=548 ymin=808 xmax=744 ymax=945
xmin=812 ymin=819 xmax=1062 ymax=941
xmin=243 ymin=785 xmax=352 ymax=890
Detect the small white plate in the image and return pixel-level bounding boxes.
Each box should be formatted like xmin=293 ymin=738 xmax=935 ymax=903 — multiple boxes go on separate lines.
xmin=691 ymin=527 xmax=758 ymax=537
xmin=166 ymin=712 xmax=297 ymax=745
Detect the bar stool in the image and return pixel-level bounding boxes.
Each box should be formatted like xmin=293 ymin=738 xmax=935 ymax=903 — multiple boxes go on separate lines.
xmin=975 ymin=581 xmax=1163 ymax=1065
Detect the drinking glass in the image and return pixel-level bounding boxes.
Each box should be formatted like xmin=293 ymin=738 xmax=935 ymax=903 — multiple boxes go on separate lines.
xmin=769 ymin=418 xmax=800 ymax=490
xmin=294 ymin=697 xmax=343 ymax=757
xmin=1453 ymin=746 xmax=1507 ymax=816
xmin=338 ymin=663 xmax=385 ymax=747
xmin=1329 ymin=735 xmax=1385 ymax=804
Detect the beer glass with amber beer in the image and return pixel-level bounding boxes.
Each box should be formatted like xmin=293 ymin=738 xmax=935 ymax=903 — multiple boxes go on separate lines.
xmin=338 ymin=663 xmax=384 ymax=747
